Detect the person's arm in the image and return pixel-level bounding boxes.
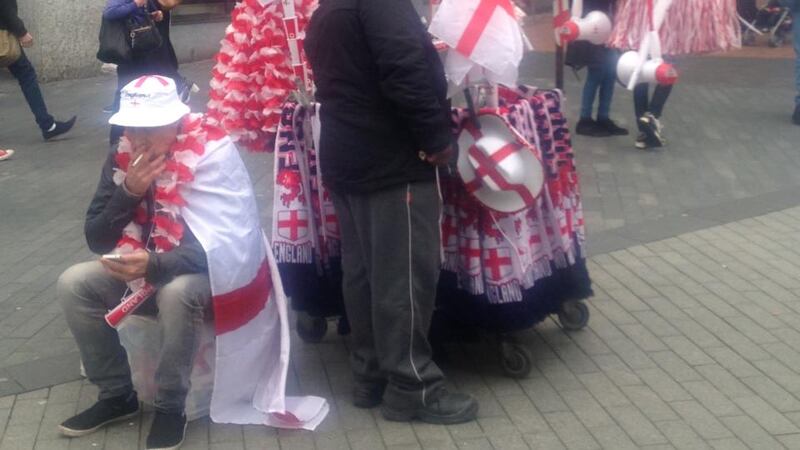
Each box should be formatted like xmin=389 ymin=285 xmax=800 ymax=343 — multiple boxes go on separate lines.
xmin=0 ymin=0 xmax=28 ymax=37
xmin=359 ymin=0 xmax=452 ymax=155
xmin=103 ymin=0 xmax=141 ymax=20
xmin=144 ymin=222 xmax=208 ymax=286
xmin=84 ymin=151 xmax=143 ymax=254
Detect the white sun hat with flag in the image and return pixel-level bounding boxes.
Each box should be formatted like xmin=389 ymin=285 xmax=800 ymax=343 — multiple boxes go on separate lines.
xmin=428 ymin=0 xmax=526 ymax=87
xmin=457 ymin=113 xmax=545 ymax=213
xmin=109 ymin=75 xmax=191 ymax=127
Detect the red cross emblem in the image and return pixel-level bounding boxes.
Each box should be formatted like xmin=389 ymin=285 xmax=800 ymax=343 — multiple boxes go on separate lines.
xmin=277 ymin=210 xmax=309 ymax=241
xmin=456 ymin=0 xmax=515 ymax=57
xmin=459 ymin=239 xmax=482 ymax=273
xmin=484 ymin=247 xmax=513 ymax=281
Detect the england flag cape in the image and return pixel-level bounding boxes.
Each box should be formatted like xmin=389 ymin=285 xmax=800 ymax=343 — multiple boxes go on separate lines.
xmin=176 ymin=127 xmax=329 ymax=428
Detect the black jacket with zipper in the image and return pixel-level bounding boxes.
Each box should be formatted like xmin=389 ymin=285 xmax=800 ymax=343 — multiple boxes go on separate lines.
xmin=305 ymin=0 xmax=452 ymax=193
xmin=0 ymin=0 xmax=27 ymax=37
xmin=84 ymin=149 xmax=208 ymax=286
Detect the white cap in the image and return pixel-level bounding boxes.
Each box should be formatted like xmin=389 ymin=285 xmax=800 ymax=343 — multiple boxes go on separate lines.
xmin=109 ymin=75 xmax=190 ymax=127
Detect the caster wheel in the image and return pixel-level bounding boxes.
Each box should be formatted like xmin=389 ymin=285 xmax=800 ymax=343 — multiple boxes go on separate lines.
xmin=296 ymin=314 xmax=328 ymax=343
xmin=768 ymin=34 xmax=784 ymax=47
xmin=499 ymin=341 xmax=533 ymax=378
xmin=558 ymin=300 xmax=590 ymax=331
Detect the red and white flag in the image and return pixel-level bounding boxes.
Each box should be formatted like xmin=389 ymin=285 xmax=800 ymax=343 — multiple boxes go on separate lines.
xmin=180 ymin=137 xmax=328 ymax=429
xmin=429 ymin=0 xmax=524 ymax=86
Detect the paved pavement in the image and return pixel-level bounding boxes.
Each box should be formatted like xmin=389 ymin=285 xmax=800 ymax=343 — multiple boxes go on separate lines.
xmin=2 ymin=48 xmax=800 ymax=449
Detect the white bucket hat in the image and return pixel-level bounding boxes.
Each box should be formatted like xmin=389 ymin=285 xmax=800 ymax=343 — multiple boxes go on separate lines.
xmin=109 ymin=75 xmax=190 ymax=127
xmin=457 ymin=113 xmax=545 ymax=213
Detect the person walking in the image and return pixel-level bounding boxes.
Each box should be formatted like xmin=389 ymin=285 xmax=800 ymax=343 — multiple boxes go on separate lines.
xmin=784 ymin=0 xmax=800 ymax=124
xmin=305 ymin=0 xmax=478 ymax=425
xmin=566 ymin=0 xmax=628 ymax=137
xmin=103 ymin=0 xmax=184 ymax=145
xmin=0 ymin=0 xmax=76 ymax=140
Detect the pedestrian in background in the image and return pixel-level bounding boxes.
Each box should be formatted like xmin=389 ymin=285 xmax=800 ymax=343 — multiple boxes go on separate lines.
xmin=0 ymin=0 xmax=76 ymax=140
xmin=566 ymin=0 xmax=629 ymax=137
xmin=103 ymin=0 xmax=186 ymax=145
xmin=783 ymin=0 xmax=800 ymax=124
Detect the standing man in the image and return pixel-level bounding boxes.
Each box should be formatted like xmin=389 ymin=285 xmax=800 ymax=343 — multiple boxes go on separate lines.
xmin=0 ymin=0 xmax=76 ymax=140
xmin=790 ymin=0 xmax=800 ymax=125
xmin=305 ymin=0 xmax=478 ymax=424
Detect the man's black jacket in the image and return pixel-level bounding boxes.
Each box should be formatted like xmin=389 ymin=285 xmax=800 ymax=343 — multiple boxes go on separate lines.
xmin=85 ymin=150 xmax=208 ymax=286
xmin=305 ymin=0 xmax=452 ymax=193
xmin=0 ymin=0 xmax=27 ymax=37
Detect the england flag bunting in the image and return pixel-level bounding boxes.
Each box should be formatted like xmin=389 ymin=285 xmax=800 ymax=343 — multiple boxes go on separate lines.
xmin=180 ymin=137 xmax=328 ymax=429
xmin=429 ymin=0 xmax=524 ymax=86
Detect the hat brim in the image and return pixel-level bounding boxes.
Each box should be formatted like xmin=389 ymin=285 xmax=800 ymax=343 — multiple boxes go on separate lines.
xmin=108 ymin=103 xmax=191 ymax=128
xmin=457 ymin=113 xmax=545 ymax=214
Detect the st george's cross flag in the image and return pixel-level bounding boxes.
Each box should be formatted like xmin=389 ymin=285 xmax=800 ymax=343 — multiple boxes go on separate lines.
xmin=429 ymin=0 xmax=524 ymax=86
xmin=180 ymin=134 xmax=329 ymax=429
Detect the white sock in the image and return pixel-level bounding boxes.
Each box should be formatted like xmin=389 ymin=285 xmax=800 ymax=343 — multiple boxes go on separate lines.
xmin=47 ymin=123 xmax=56 ymax=132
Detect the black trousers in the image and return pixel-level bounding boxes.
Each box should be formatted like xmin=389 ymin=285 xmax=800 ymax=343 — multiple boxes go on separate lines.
xmin=330 ymin=180 xmax=445 ymax=408
xmin=633 ymin=82 xmax=673 ymax=132
xmin=7 ymin=50 xmax=54 ymax=132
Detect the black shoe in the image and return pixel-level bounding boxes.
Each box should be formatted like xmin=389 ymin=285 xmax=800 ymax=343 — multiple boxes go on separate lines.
xmin=43 ymin=116 xmax=77 ymax=141
xmin=146 ymin=411 xmax=187 ymax=450
xmin=59 ymin=391 xmax=139 ymax=437
xmin=635 ymin=132 xmax=648 ymax=149
xmin=793 ymin=105 xmax=800 ymax=126
xmin=382 ymin=388 xmax=479 ymax=425
xmin=575 ymin=118 xmax=610 ymax=137
xmin=596 ymin=118 xmax=629 ymax=136
xmin=638 ymin=113 xmax=664 ymax=146
xmin=353 ymin=382 xmax=386 ymax=409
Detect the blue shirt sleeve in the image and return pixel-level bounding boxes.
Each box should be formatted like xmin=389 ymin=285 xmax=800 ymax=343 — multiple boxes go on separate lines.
xmin=103 ymin=0 xmax=139 ymax=20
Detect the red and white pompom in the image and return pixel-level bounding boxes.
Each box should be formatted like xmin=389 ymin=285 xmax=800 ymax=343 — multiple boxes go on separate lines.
xmin=207 ymin=0 xmax=317 ymax=152
xmin=608 ymin=0 xmax=741 ymax=55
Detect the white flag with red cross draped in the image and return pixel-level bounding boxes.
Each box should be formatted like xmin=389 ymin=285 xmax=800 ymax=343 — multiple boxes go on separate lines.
xmin=429 ymin=0 xmax=524 ymax=86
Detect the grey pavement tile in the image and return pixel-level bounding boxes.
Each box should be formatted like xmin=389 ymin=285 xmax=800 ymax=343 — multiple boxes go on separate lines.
xmin=208 ymin=423 xmax=243 ymax=444
xmin=522 ymin=431 xmax=565 ymax=450
xmin=606 ymin=405 xmax=667 ymax=447
xmin=543 ymin=411 xmax=600 ymax=450
xmin=446 ymin=422 xmax=485 ymax=442
xmin=486 ymin=433 xmax=529 ymax=450
xmin=702 ymin=347 xmax=761 ymax=379
xmin=589 ymin=354 xmax=641 ymax=387
xmin=732 ymin=395 xmax=800 ymax=435
xmin=587 ymin=424 xmax=638 ymax=450
xmin=620 ymin=385 xmax=678 ymax=423
xmin=453 ymin=437 xmax=492 ymax=450
xmin=635 ymin=368 xmax=693 ymax=403
xmin=276 ymin=433 xmax=314 ymax=450
xmin=346 ymin=429 xmax=386 ymax=450
xmin=652 ymin=420 xmax=710 ymax=450
xmin=719 ymin=415 xmax=785 ymax=450
xmin=649 ymin=351 xmax=703 ymax=383
xmin=669 ymin=400 xmax=733 ymax=440
xmin=707 ymin=438 xmax=748 ymax=450
xmin=3 ymin=353 xmax=82 ymax=392
xmin=559 ymin=390 xmax=614 ymax=429
xmin=209 ymin=443 xmax=245 ymax=450
xmin=617 ymin=324 xmax=667 ymax=353
xmin=375 ymin=418 xmax=419 ymax=447
xmin=740 ymin=376 xmax=800 ymax=413
xmin=695 ymin=365 xmax=755 ymax=399
xmin=753 ymin=359 xmax=800 ymax=396
xmin=577 ymin=373 xmax=631 ymax=409
xmin=682 ymin=380 xmax=741 ymax=418
xmin=31 ymin=440 xmax=69 ymax=450
xmin=537 ymin=358 xmax=584 ymax=393
xmin=517 ymin=377 xmax=568 ymax=414
xmin=312 ymin=432 xmax=347 ymax=450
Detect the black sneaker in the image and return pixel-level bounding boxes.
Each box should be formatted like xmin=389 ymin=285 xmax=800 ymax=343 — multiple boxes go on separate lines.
xmin=635 ymin=132 xmax=648 ymax=149
xmin=353 ymin=382 xmax=386 ymax=409
xmin=596 ymin=118 xmax=629 ymax=136
xmin=59 ymin=391 xmax=139 ymax=437
xmin=146 ymin=411 xmax=187 ymax=450
xmin=793 ymin=104 xmax=800 ymax=126
xmin=382 ymin=388 xmax=478 ymax=425
xmin=43 ymin=116 xmax=77 ymax=141
xmin=638 ymin=113 xmax=664 ymax=146
xmin=574 ymin=118 xmax=610 ymax=137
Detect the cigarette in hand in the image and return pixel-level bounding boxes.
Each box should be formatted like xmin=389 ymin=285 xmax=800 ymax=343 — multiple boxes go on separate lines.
xmin=132 ymin=154 xmax=144 ymax=168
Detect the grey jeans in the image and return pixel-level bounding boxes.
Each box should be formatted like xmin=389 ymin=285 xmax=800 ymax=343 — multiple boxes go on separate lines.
xmin=58 ymin=261 xmax=211 ymax=414
xmin=331 ymin=180 xmax=445 ymax=409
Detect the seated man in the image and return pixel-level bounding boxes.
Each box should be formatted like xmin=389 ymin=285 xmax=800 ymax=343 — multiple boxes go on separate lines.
xmin=57 ymin=75 xmax=328 ymax=449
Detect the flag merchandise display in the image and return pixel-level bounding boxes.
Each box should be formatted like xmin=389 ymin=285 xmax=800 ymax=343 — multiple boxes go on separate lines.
xmin=608 ymin=0 xmax=741 ymax=55
xmin=429 ymin=0 xmax=525 ymax=86
xmin=207 ymin=0 xmax=317 ymax=152
xmin=272 ymin=87 xmax=592 ymax=337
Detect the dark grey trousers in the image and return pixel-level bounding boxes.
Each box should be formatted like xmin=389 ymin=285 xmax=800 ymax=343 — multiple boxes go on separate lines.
xmin=331 ymin=180 xmax=445 ymax=408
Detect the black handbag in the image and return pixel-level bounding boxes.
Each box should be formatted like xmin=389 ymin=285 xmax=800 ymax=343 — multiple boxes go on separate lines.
xmin=97 ymin=18 xmax=132 ymax=65
xmin=128 ymin=11 xmax=163 ymax=54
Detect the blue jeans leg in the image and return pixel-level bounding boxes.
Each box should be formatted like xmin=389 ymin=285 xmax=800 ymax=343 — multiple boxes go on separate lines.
xmin=597 ymin=60 xmax=617 ymax=120
xmin=6 ymin=50 xmax=54 ymax=132
xmin=580 ymin=67 xmax=603 ymax=119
